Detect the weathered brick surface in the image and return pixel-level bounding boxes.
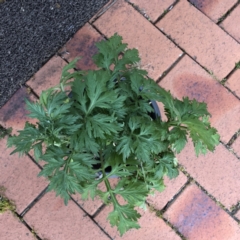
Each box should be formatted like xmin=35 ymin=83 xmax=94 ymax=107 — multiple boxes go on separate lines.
xmin=94 ymin=0 xmax=182 ymax=80
xmin=231 ymin=136 xmax=240 ymax=158
xmin=59 ymin=23 xmax=103 ymax=70
xmin=189 ymin=0 xmax=236 ymax=23
xmin=0 ymin=211 xmax=35 ymax=240
xmin=24 ymin=192 xmax=109 ymax=240
xmin=95 ymin=205 xmax=181 ymax=240
xmin=159 ymin=55 xmax=240 ymax=143
xmin=226 ymin=69 xmax=240 ymax=99
xmin=129 ymin=0 xmax=175 ymax=22
xmin=157 ymin=0 xmax=240 ymax=79
xmin=0 ymin=87 xmax=37 ymax=135
xmin=147 ymin=172 xmax=187 ymax=210
xmin=164 ymin=184 xmax=240 ymax=240
xmin=221 ymin=5 xmax=240 ymax=43
xmin=27 ymin=56 xmax=67 ymax=96
xmin=0 ymin=137 xmax=47 ymax=213
xmin=178 ymin=142 xmax=240 ymax=210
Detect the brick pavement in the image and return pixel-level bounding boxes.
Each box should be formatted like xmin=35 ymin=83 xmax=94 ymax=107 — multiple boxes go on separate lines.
xmin=1 ymin=0 xmax=240 ymax=239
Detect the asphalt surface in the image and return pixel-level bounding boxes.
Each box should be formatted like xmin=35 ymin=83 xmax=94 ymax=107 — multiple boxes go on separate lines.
xmin=0 ymin=0 xmax=109 ymax=108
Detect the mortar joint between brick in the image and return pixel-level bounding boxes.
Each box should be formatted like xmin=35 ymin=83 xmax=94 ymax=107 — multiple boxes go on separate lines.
xmin=91 ymin=203 xmax=107 ymax=219
xmin=153 ymin=0 xmax=180 ymax=25
xmin=125 ymin=0 xmax=152 ymax=21
xmin=16 ymin=214 xmax=43 ymax=240
xmin=89 ymin=0 xmax=118 ymax=24
xmin=24 ymin=83 xmax=40 ymax=99
xmin=216 ymin=1 xmax=239 ymax=24
xmin=26 ymin=153 xmax=44 ymax=170
xmin=156 ymin=52 xmax=185 ymax=83
xmin=221 ymin=139 xmax=240 ymax=163
xmin=20 ymin=186 xmax=48 ymax=217
xmin=145 ymin=201 xmax=187 ymax=240
xmin=70 ymin=196 xmax=113 ymax=240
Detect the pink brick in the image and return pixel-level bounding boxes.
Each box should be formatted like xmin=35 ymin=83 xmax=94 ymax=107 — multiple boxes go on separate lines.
xmin=226 ymin=69 xmax=240 ymax=99
xmin=0 ymin=211 xmax=35 ymax=240
xmin=189 ymin=0 xmax=236 ymax=23
xmin=27 ymin=56 xmax=66 ymax=96
xmin=59 ymin=23 xmax=103 ymax=70
xmin=94 ymin=0 xmax=182 ymax=80
xmin=157 ymin=0 xmax=240 ymax=79
xmin=129 ymin=0 xmax=175 ymax=22
xmin=147 ymin=172 xmax=187 ymax=210
xmin=0 ymin=87 xmax=37 ymax=135
xmin=0 ymin=137 xmax=47 ymax=213
xmin=24 ymin=192 xmax=109 ymax=240
xmin=95 ymin=205 xmax=181 ymax=239
xmin=232 ymin=136 xmax=240 ymax=158
xmin=178 ymin=142 xmax=240 ymax=210
xmin=159 ymin=55 xmax=240 ymax=143
xmin=164 ymin=184 xmax=240 ymax=240
xmin=221 ymin=5 xmax=240 ymax=42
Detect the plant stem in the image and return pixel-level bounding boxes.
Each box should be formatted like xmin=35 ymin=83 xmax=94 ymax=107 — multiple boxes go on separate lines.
xmin=99 ymin=150 xmax=120 ymax=207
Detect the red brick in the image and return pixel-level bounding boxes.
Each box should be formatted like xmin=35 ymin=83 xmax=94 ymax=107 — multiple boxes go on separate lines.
xmin=159 ymin=55 xmax=240 ymax=143
xmin=147 ymin=172 xmax=187 ymax=210
xmin=0 ymin=211 xmax=35 ymax=240
xmin=73 ymin=178 xmax=118 ymax=215
xmin=231 ymin=136 xmax=240 ymax=158
xmin=221 ymin=5 xmax=240 ymax=43
xmin=226 ymin=69 xmax=240 ymax=99
xmin=178 ymin=142 xmax=240 ymax=210
xmin=27 ymin=56 xmax=66 ymax=97
xmin=59 ymin=23 xmax=103 ymax=70
xmin=189 ymin=0 xmax=236 ymax=23
xmin=156 ymin=0 xmax=240 ymax=79
xmin=94 ymin=0 xmax=182 ymax=80
xmin=0 ymin=137 xmax=47 ymax=213
xmin=164 ymin=184 xmax=240 ymax=240
xmin=129 ymin=0 xmax=175 ymax=22
xmin=95 ymin=205 xmax=181 ymax=239
xmin=24 ymin=192 xmax=109 ymax=240
xmin=0 ymin=87 xmax=37 ymax=135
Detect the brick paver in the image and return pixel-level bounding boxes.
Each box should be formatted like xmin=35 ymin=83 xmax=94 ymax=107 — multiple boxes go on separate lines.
xmin=159 ymin=55 xmax=240 ymax=143
xmin=27 ymin=56 xmax=67 ymax=97
xmin=24 ymin=192 xmax=110 ymax=240
xmin=58 ymin=23 xmax=103 ymax=70
xmin=178 ymin=142 xmax=240 ymax=210
xmin=95 ymin=205 xmax=181 ymax=240
xmin=231 ymin=136 xmax=240 ymax=158
xmin=189 ymin=0 xmax=236 ymax=23
xmin=128 ymin=0 xmax=175 ymax=22
xmin=164 ymin=184 xmax=240 ymax=240
xmin=94 ymin=0 xmax=182 ymax=80
xmin=0 ymin=211 xmax=35 ymax=240
xmin=0 ymin=87 xmax=37 ymax=135
xmin=0 ymin=137 xmax=47 ymax=213
xmin=226 ymin=69 xmax=240 ymax=99
xmin=147 ymin=172 xmax=187 ymax=210
xmin=156 ymin=0 xmax=240 ymax=80
xmin=221 ymin=5 xmax=240 ymax=43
